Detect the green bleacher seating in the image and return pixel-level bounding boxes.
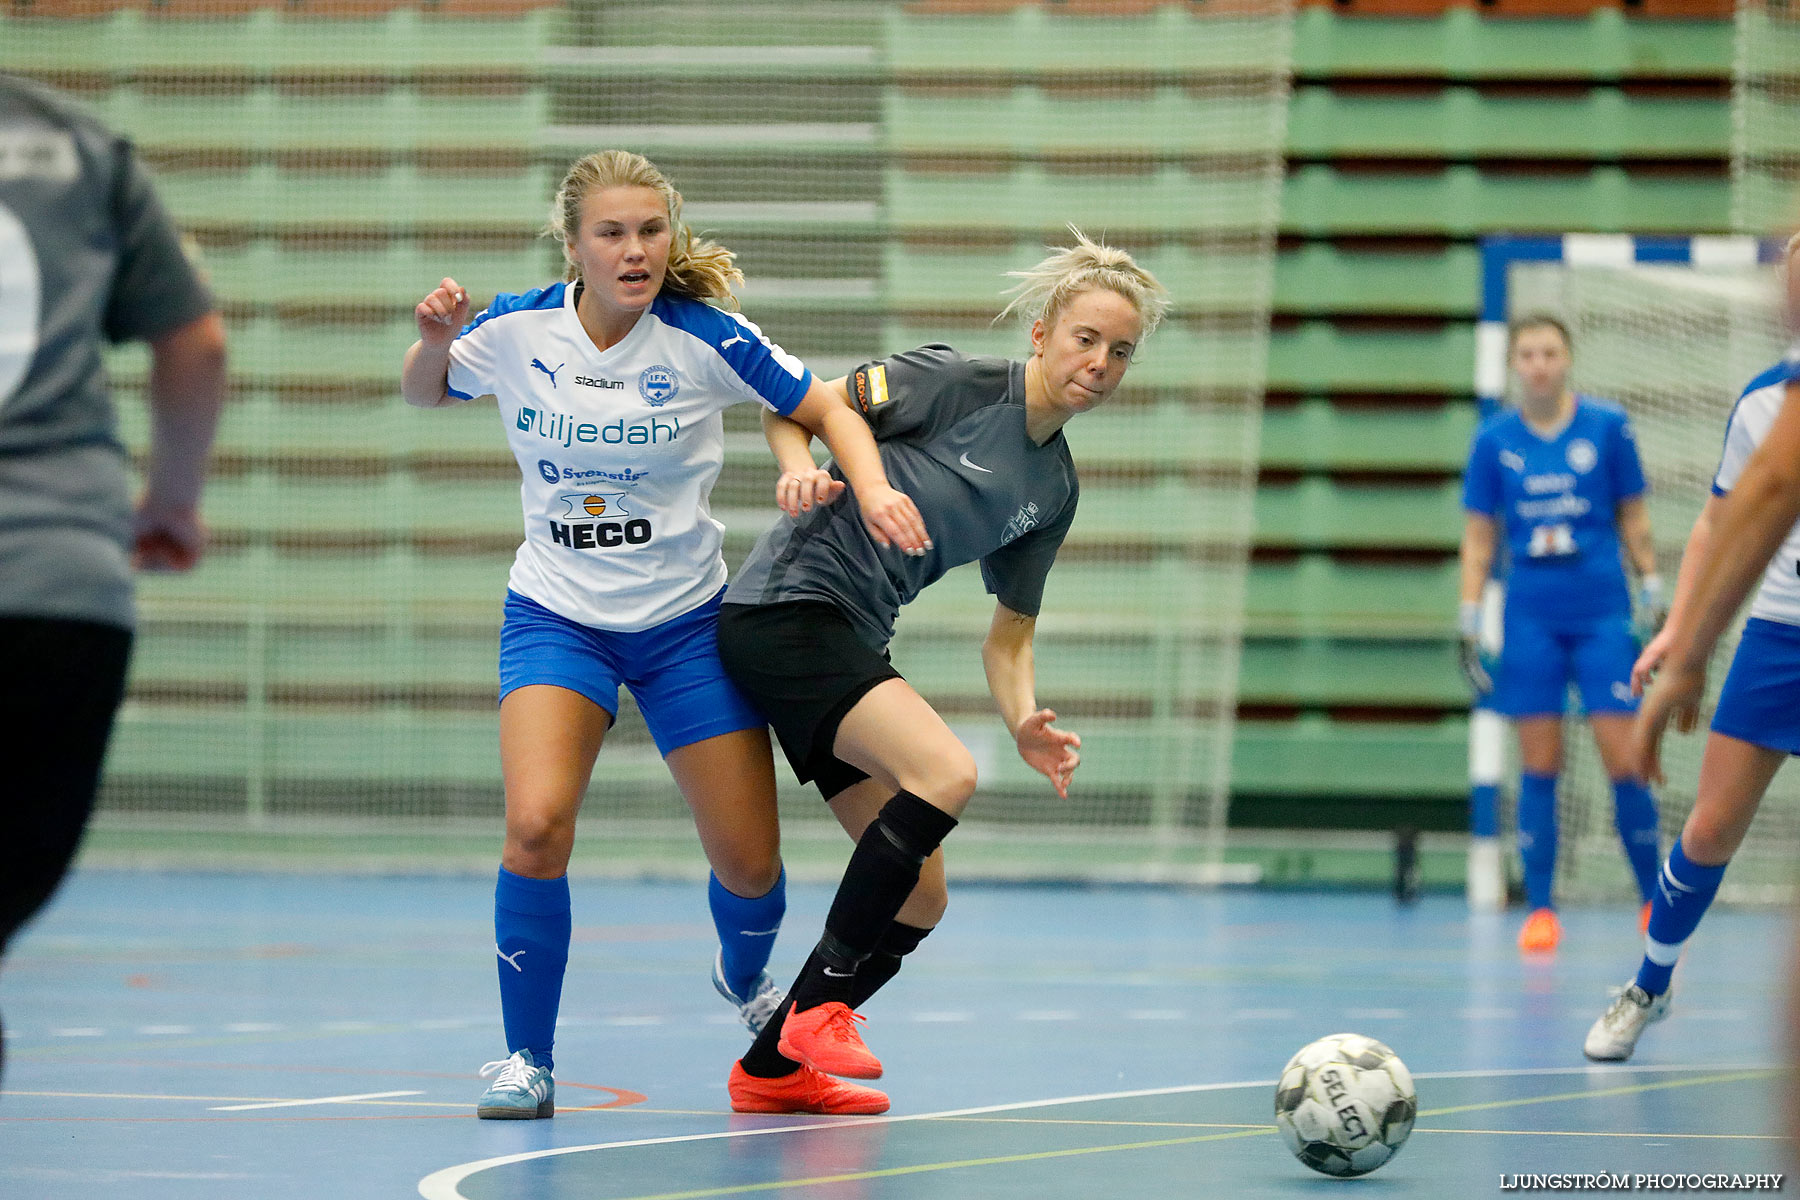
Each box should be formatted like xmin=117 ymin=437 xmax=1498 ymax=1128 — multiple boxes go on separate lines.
xmin=1259 ymin=399 xmax=1475 ymax=472
xmin=1287 ymin=85 xmax=1727 ymax=160
xmin=1283 ymin=164 xmax=1727 ymax=237
xmin=1274 ymin=243 xmax=1481 ymax=318
xmin=27 ymin=2 xmax=1738 ymax=824
xmin=1290 ymin=8 xmax=1731 ymax=82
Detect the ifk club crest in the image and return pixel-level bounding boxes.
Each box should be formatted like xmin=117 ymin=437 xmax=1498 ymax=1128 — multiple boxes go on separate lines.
xmin=639 ymin=365 xmax=679 ymax=407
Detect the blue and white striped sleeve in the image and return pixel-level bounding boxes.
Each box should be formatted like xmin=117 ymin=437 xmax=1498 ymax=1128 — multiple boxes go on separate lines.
xmin=446 ymin=308 xmax=502 ymax=402
xmin=1714 ymin=390 xmax=1768 ymax=496
xmin=711 ymin=311 xmax=812 ymax=416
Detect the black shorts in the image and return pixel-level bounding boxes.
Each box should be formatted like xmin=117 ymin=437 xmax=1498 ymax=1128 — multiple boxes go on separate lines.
xmin=717 ymin=600 xmax=901 ymax=801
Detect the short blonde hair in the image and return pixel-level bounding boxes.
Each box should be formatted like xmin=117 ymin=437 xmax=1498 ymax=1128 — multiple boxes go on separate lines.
xmin=997 ymin=226 xmax=1169 ymax=343
xmin=545 ymin=150 xmax=743 ymax=309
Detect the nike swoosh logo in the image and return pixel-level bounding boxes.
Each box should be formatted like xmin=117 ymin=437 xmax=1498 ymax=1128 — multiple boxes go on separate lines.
xmin=822 ymin=968 xmax=854 ymax=978
xmin=959 ymin=452 xmax=993 ymax=474
xmin=738 ymin=928 xmax=780 ymax=937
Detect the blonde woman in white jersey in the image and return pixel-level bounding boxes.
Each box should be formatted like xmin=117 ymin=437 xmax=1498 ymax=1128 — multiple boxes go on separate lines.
xmin=1583 ymin=233 xmax=1800 ymax=1062
xmin=401 ymin=150 xmax=927 ymax=1118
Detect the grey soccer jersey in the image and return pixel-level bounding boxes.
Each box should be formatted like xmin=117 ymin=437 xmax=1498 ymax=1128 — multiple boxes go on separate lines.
xmin=0 ymin=75 xmax=214 ymax=626
xmin=728 ymin=344 xmax=1078 ymax=650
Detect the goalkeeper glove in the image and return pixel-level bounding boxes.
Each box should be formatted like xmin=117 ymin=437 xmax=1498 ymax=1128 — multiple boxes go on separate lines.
xmin=1636 ymin=573 xmax=1668 ymax=639
xmin=1458 ymin=600 xmax=1493 ymax=696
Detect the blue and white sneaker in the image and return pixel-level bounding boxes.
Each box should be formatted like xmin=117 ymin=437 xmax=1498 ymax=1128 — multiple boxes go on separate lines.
xmin=1583 ymin=982 xmax=1672 ymax=1062
xmin=476 ymin=1049 xmax=554 ymax=1119
xmin=712 ymin=948 xmax=786 ymax=1036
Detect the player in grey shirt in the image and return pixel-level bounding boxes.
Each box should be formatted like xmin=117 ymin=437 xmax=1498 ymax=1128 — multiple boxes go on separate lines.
xmin=715 ymin=230 xmax=1169 ymax=1114
xmin=0 ymin=73 xmax=226 ymax=1078
xmin=728 ymin=343 xmax=1078 ymax=653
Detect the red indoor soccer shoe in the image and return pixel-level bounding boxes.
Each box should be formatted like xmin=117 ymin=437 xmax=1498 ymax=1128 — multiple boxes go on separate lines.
xmin=776 ymin=1001 xmax=883 ymax=1079
xmin=727 ymin=1060 xmax=889 ymax=1115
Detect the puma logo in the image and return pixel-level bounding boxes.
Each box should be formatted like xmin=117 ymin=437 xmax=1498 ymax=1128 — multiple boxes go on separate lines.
xmin=720 ymin=332 xmax=748 ymax=351
xmin=497 ymin=946 xmax=527 ymax=972
xmin=530 ymin=358 xmax=562 ymax=388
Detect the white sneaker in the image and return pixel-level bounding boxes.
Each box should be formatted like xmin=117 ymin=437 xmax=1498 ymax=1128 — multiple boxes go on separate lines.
xmin=1583 ymin=983 xmax=1672 ymax=1062
xmin=476 ymin=1049 xmax=554 ymax=1119
xmin=713 ymin=948 xmax=786 ymax=1036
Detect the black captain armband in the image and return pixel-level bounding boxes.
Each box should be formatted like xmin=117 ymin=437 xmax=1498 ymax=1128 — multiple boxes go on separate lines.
xmin=849 ymin=361 xmax=890 ymax=415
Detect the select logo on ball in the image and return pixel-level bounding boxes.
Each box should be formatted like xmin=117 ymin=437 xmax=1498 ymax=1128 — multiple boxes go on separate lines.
xmin=1274 ymin=1033 xmax=1416 ymax=1178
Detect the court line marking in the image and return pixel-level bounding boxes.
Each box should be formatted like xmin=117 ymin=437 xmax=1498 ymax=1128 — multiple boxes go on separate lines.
xmin=564 ymin=1127 xmax=1277 ymax=1200
xmin=1420 ymin=1069 xmax=1774 ymax=1118
xmin=1426 ymin=1128 xmax=1780 ymax=1141
xmin=583 ymin=1070 xmax=1782 ymax=1200
xmin=936 ymin=1115 xmax=1782 ymax=1140
xmin=416 ymin=1063 xmax=1771 ymax=1200
xmin=0 ymin=1089 xmax=703 ymax=1119
xmin=7 ymin=1090 xmax=309 ymax=1105
xmin=211 ymin=1089 xmax=424 ymax=1111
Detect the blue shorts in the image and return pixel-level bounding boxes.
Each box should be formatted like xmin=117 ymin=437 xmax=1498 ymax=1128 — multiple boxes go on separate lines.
xmin=498 ymin=589 xmax=763 ymax=757
xmin=1490 ymin=610 xmax=1638 ymax=719
xmin=1711 ymin=617 xmax=1800 ymax=755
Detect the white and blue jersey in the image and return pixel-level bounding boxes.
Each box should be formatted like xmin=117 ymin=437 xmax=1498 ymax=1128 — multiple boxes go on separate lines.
xmin=1712 ymin=348 xmax=1800 ymax=628
xmin=1710 ymin=344 xmax=1800 ymax=754
xmin=1462 ymin=397 xmax=1647 ymax=624
xmin=447 ymin=283 xmax=811 ymax=632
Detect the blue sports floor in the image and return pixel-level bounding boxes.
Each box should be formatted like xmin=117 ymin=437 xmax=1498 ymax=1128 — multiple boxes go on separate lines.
xmin=0 ymin=872 xmax=1789 ymax=1198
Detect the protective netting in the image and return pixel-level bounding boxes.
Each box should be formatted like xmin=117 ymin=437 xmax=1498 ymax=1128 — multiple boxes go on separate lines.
xmin=0 ymin=0 xmax=1291 ymax=878
xmin=1506 ymin=259 xmax=1792 ymax=902
xmin=1734 ymin=0 xmax=1800 ymax=237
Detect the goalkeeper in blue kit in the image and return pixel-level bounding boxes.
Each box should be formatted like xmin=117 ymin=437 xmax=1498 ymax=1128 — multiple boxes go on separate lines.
xmin=1458 ymin=315 xmax=1667 ymax=954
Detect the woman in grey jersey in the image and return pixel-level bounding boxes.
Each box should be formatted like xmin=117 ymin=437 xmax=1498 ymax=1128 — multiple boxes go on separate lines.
xmin=0 ymin=73 xmax=227 ymax=1082
xmin=713 ymin=229 xmax=1169 ymax=1114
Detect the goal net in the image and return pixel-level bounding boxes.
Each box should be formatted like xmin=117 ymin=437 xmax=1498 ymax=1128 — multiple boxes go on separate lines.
xmin=0 ymin=0 xmax=1293 ymax=881
xmin=1734 ymin=0 xmax=1800 ymax=238
xmin=1478 ymin=235 xmax=1791 ymax=904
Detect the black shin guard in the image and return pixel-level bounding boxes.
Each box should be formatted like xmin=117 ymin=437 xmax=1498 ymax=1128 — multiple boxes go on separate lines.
xmin=823 ymin=791 xmax=956 ymax=955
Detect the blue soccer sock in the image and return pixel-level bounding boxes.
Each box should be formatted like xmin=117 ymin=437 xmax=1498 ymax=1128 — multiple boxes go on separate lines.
xmin=709 ymin=867 xmax=786 ymax=999
xmin=1611 ymin=779 xmax=1662 ymax=904
xmin=1636 ymin=838 xmax=1728 ymax=997
xmin=494 ymin=867 xmax=571 ymax=1071
xmin=1517 ymin=772 xmax=1560 ymax=911
xmin=1469 ymin=783 xmax=1500 ymax=838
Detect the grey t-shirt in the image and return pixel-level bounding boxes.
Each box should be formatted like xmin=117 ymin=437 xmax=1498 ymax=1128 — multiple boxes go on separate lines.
xmin=728 ymin=344 xmax=1078 ymax=651
xmin=0 ymin=74 xmax=215 ymax=626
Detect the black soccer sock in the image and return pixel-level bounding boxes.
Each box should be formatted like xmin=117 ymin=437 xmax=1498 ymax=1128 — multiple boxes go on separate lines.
xmin=737 ymin=923 xmax=937 ymax=1080
xmin=737 ymin=793 xmax=957 ymax=1080
xmin=794 ymin=791 xmax=956 ymax=1012
xmin=849 ymin=921 xmax=932 ymax=1009
xmin=739 ymin=951 xmax=821 ymax=1079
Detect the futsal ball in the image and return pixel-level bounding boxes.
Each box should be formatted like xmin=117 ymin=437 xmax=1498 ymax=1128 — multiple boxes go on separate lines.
xmin=1273 ymin=1033 xmax=1416 ymax=1177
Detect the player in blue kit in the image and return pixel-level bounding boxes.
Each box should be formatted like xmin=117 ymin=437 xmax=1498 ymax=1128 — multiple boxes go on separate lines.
xmin=401 ymin=150 xmax=927 ymax=1118
xmin=1458 ymin=315 xmax=1666 ymax=954
xmin=1585 ymin=235 xmax=1800 ymax=1061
